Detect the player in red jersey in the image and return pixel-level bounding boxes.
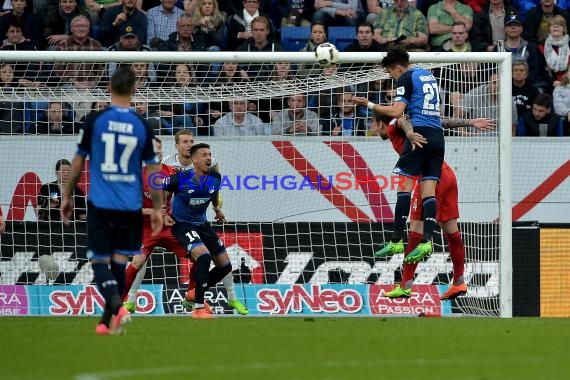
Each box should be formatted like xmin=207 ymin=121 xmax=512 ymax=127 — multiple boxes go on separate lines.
xmin=121 ymin=138 xmax=200 ymax=312
xmin=372 ymin=114 xmax=494 ymax=300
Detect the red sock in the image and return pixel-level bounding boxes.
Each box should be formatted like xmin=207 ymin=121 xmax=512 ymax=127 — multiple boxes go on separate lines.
xmin=444 ymin=231 xmax=465 ymax=282
xmin=401 ymin=231 xmax=422 ymax=286
xmin=122 ymin=264 xmax=140 ymax=301
xmin=187 ymin=260 xmax=196 ymax=292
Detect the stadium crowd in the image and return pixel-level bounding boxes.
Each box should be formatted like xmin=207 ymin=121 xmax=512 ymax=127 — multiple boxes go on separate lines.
xmin=0 ymin=0 xmax=569 ymax=136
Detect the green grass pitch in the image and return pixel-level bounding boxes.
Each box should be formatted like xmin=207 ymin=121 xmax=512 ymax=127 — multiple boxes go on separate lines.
xmin=1 ymin=317 xmax=568 ymax=380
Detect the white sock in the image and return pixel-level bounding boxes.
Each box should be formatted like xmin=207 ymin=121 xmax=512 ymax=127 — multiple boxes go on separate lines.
xmin=222 ymin=272 xmax=236 ymax=301
xmin=128 ymin=261 xmax=147 ymax=304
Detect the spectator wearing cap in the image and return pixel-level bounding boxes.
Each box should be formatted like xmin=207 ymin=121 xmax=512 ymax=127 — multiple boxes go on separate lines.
xmin=522 ymin=0 xmax=570 ymax=46
xmin=147 ymin=0 xmax=185 ymax=48
xmin=107 ymin=27 xmax=154 ymax=79
xmin=98 ymin=0 xmax=147 ymax=47
xmin=427 ymin=0 xmax=473 ymax=50
xmin=499 ymin=11 xmax=547 ymax=90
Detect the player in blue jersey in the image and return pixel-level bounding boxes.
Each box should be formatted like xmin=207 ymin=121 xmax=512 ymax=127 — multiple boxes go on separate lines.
xmin=353 ymin=46 xmax=444 ymax=263
xmin=163 ymin=143 xmax=233 ymax=319
xmin=61 ymin=66 xmax=164 ymax=335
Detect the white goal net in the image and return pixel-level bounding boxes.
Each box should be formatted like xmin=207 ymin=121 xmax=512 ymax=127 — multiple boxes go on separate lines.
xmin=0 ymin=51 xmax=512 ymax=318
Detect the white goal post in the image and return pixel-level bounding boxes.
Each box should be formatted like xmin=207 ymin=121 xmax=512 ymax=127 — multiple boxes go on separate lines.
xmin=0 ymin=50 xmax=512 ymax=318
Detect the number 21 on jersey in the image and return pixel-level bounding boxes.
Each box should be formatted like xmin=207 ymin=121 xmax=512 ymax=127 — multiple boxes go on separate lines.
xmin=422 ymin=83 xmax=440 ymax=112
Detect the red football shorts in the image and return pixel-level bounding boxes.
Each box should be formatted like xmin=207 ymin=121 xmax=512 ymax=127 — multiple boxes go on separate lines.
xmin=141 ymin=225 xmax=188 ymax=259
xmin=410 ymin=163 xmax=459 ymax=223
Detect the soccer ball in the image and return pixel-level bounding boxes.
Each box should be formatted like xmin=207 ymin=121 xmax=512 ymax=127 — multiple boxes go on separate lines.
xmin=315 ymin=43 xmax=340 ymax=68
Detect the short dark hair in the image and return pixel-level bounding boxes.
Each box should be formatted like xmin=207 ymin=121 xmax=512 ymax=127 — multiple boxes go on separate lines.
xmin=190 ymin=142 xmax=210 ymax=157
xmin=374 ymin=114 xmax=393 ymax=124
xmin=110 ymin=66 xmax=136 ymax=96
xmin=533 ymin=93 xmax=552 ymax=108
xmin=381 ymin=46 xmax=410 ymax=69
xmin=357 ymin=21 xmax=374 ymax=34
xmin=55 ymin=159 xmax=71 ymax=172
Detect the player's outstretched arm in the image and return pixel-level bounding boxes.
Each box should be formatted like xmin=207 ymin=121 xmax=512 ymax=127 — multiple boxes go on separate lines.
xmin=441 ymin=118 xmax=495 ymax=131
xmin=61 ymin=154 xmax=85 ymax=225
xmin=397 ymin=115 xmax=426 ymax=150
xmin=352 ymin=95 xmax=406 ymax=118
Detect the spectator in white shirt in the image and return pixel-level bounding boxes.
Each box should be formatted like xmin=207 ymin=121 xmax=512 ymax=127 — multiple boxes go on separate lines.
xmin=213 ymin=99 xmax=270 ymax=136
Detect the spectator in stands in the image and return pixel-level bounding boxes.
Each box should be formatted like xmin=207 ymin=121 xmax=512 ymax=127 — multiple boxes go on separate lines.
xmin=78 ymin=100 xmax=109 ymax=127
xmin=133 ymin=100 xmax=161 ymax=133
xmin=257 ymin=62 xmax=293 ymax=122
xmin=427 ymin=0 xmax=473 ymax=50
xmin=160 ymin=63 xmax=207 ymax=135
xmin=226 ymin=0 xmax=269 ymax=51
xmin=131 ymin=61 xmax=154 ymax=88
xmin=0 ymin=63 xmax=24 ymax=133
xmin=500 ymin=11 xmax=547 ymax=90
xmin=219 ymin=0 xmax=271 ymax=17
xmin=157 ymin=14 xmax=207 ymax=82
xmin=553 ymin=66 xmax=570 ymax=135
xmin=147 ymin=0 xmax=184 ymax=48
xmin=344 ymin=21 xmax=383 ymax=52
xmin=313 ymin=0 xmax=364 ymax=27
xmin=298 ymin=21 xmax=329 ymax=77
xmin=512 ymin=60 xmax=539 ymax=119
xmin=324 ymin=90 xmax=367 ymax=136
xmin=192 ymin=0 xmax=226 ymax=50
xmin=516 ymin=93 xmax=564 ymax=136
xmin=366 ymin=0 xmax=382 ymax=24
xmin=456 ymin=73 xmax=499 ymax=133
xmin=207 ymin=62 xmax=250 ymax=126
xmin=271 ymin=93 xmax=320 ymax=135
xmin=437 ymin=61 xmax=487 ymax=118
xmin=237 ymin=16 xmax=282 ymax=80
xmin=37 ymin=159 xmax=86 ymax=221
xmin=213 ymin=99 xmax=269 ymax=136
xmin=35 ymin=102 xmax=77 ymax=134
xmin=1 ymin=18 xmax=48 ymax=88
xmin=541 ymin=15 xmax=570 ymax=89
xmin=0 ymin=0 xmax=42 ymax=47
xmin=84 ymin=0 xmax=121 ymax=26
xmin=53 ymin=15 xmax=105 ymax=88
xmin=1 ymin=18 xmax=35 ymax=50
xmin=43 ymin=0 xmax=87 ymax=49
xmin=158 ymin=14 xmax=206 ymax=52
xmin=469 ymin=0 xmax=514 ymax=52
xmin=277 ymin=0 xmax=314 ymax=28
xmin=522 ymin=0 xmax=570 ymax=46
xmin=373 ymin=0 xmax=429 ymax=52
xmin=107 ymin=27 xmax=153 ymax=78
xmin=435 ymin=21 xmax=472 ymax=51
xmin=99 ymin=0 xmax=147 ymax=47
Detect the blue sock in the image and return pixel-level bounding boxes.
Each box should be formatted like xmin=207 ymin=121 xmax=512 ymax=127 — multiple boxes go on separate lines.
xmin=207 ymin=263 xmax=232 ymax=288
xmin=92 ymin=262 xmax=122 ymax=314
xmin=194 ymin=253 xmax=211 ymax=305
xmin=110 ymin=260 xmax=127 ymax=301
xmin=422 ymin=196 xmax=437 ymax=241
xmin=393 ymin=192 xmax=411 ymax=241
